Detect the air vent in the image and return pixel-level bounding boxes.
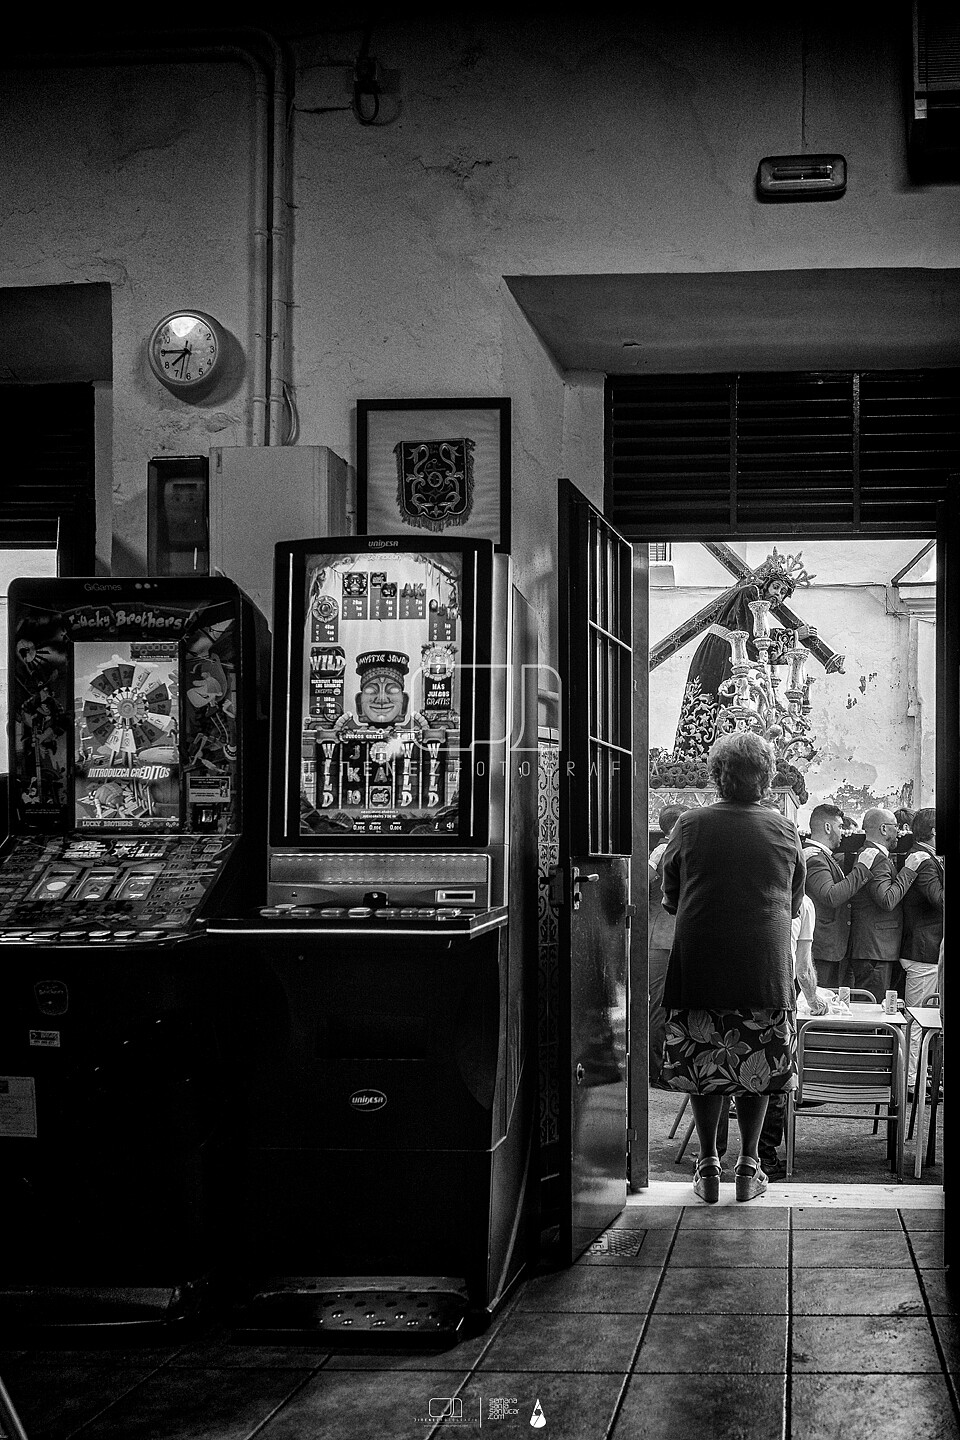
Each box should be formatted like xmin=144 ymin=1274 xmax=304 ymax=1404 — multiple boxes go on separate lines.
xmin=910 ymin=0 xmax=960 ymax=178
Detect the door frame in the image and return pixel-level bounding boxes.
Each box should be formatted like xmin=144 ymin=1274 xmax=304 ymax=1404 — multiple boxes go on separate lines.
xmin=622 ymin=500 xmax=957 ymax=1236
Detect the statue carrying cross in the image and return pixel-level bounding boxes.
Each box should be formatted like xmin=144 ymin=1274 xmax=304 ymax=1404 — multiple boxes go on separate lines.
xmin=649 ymin=541 xmax=846 ymax=766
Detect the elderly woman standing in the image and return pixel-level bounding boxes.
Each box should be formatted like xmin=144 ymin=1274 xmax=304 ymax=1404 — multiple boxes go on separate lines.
xmin=660 ymin=730 xmax=807 ymax=1202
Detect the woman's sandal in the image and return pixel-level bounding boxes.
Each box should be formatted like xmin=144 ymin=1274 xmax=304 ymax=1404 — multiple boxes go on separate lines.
xmin=734 ymin=1155 xmax=769 ymax=1202
xmin=693 ymin=1155 xmax=722 ymax=1204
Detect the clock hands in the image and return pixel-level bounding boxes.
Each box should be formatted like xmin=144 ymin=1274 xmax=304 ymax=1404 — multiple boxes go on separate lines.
xmin=160 ymin=342 xmax=193 ymax=378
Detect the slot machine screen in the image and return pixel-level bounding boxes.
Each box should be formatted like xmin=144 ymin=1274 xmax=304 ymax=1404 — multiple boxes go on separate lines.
xmin=10 ymin=581 xmax=243 ymax=838
xmin=74 ymin=640 xmax=181 ymax=830
xmin=271 ymin=539 xmax=492 ymax=846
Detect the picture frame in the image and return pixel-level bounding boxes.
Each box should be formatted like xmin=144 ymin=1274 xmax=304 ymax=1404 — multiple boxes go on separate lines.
xmin=356 ymin=397 xmax=511 ymax=552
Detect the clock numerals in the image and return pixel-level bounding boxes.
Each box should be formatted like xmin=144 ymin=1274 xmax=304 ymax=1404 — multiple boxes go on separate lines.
xmin=150 ymin=311 xmax=222 ymax=391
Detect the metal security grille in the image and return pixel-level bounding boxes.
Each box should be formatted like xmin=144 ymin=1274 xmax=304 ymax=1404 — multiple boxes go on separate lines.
xmin=605 ymin=369 xmax=960 ymax=538
xmin=0 ymin=383 xmax=96 ymax=571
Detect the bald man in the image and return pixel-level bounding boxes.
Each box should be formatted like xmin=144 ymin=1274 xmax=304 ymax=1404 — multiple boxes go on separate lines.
xmin=844 ymin=807 xmax=926 ymax=999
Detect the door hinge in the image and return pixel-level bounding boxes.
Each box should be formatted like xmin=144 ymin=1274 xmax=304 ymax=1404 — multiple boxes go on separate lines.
xmin=546 ymin=864 xmax=564 ymax=905
xmin=625 ymin=903 xmax=637 ymax=929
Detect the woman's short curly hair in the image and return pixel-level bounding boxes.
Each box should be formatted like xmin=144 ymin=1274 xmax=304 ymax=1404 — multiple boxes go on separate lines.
xmin=707 ymin=730 xmax=777 ymax=803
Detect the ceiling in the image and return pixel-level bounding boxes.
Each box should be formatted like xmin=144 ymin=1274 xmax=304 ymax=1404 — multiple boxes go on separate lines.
xmin=504 ymin=268 xmax=960 ymax=375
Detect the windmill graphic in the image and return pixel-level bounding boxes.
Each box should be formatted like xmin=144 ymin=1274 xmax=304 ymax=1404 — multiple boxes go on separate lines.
xmin=77 ymin=652 xmax=178 ymax=821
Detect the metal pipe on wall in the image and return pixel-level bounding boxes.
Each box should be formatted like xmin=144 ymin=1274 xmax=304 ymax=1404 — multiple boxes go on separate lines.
xmin=8 ymin=28 xmax=293 ymax=448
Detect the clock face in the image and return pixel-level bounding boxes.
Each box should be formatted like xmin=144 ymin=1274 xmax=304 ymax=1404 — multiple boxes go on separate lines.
xmin=149 ymin=311 xmax=222 ymax=389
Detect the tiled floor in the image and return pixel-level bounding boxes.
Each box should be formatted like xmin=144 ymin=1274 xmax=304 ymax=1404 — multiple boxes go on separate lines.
xmin=1 ymin=1194 xmax=955 ymax=1440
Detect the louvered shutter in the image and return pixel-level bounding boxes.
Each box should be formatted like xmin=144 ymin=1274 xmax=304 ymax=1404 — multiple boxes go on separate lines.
xmin=0 ymin=383 xmax=96 ymax=572
xmin=606 ymin=369 xmax=960 ymax=537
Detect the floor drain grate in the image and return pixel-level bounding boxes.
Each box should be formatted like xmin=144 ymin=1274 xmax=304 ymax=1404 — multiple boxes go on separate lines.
xmin=233 ymin=1282 xmax=470 ymax=1344
xmin=589 ymin=1228 xmax=645 ymax=1257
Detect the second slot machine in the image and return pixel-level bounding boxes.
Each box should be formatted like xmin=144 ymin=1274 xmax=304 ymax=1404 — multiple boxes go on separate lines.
xmin=0 ymin=576 xmax=268 ymax=1335
xmin=209 ymin=536 xmax=539 ymax=1343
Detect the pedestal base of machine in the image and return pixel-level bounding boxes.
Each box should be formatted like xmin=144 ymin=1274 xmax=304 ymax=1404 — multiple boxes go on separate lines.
xmin=0 ymin=1276 xmax=212 ymax=1341
xmin=230 ymin=1276 xmax=469 ymax=1346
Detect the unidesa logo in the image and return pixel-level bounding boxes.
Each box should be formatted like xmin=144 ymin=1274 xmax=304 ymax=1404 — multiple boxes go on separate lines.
xmin=349 ymin=1088 xmax=387 ymax=1112
xmin=368 ymin=539 xmax=400 ymax=548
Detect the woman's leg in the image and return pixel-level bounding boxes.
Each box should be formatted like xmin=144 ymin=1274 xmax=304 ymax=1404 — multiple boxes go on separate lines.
xmin=690 ymin=1094 xmax=726 ymax=1158
xmin=734 ymin=1093 xmax=769 ymax=1161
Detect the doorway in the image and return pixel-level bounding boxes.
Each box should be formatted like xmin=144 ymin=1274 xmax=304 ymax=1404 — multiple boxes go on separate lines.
xmin=643 ymin=536 xmax=942 ymax=1188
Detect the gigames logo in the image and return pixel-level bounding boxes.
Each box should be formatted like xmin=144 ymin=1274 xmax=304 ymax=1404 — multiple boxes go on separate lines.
xmin=84 ymin=583 xmax=123 ymax=591
xmin=349 ymin=1088 xmax=387 ymax=1112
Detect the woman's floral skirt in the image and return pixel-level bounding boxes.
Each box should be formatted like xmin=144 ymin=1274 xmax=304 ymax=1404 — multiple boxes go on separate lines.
xmin=662 ymin=1007 xmax=797 ymax=1095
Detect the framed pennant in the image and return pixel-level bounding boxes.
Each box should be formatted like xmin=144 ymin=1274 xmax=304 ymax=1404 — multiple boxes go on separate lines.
xmin=357 ymin=397 xmax=511 ymax=551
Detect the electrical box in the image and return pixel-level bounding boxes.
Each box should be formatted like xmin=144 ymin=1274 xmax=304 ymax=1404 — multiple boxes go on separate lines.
xmin=147 ymin=456 xmax=209 ymax=576
xmin=209 ymin=446 xmax=356 ymax=624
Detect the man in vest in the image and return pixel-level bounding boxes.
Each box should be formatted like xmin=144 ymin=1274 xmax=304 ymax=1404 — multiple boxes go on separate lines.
xmin=803 ymin=802 xmax=881 ymax=989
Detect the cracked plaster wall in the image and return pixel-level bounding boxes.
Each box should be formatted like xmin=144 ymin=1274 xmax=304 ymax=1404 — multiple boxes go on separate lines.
xmin=0 ymin=60 xmax=255 ymax=572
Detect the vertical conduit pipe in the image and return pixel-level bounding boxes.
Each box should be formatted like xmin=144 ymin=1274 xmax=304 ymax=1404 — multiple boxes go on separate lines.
xmin=8 ymin=29 xmax=289 ymax=447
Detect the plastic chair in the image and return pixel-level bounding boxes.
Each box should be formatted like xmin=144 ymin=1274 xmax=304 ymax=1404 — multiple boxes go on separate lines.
xmin=669 ymin=1096 xmax=696 ymax=1162
xmin=786 ymin=1021 xmax=904 ymax=1180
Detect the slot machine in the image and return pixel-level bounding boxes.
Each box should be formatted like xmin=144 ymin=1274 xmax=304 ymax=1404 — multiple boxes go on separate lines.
xmin=0 ymin=576 xmax=268 ymax=1335
xmin=208 ymin=536 xmax=539 ymax=1343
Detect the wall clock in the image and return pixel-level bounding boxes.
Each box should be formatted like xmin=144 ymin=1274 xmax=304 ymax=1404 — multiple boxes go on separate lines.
xmin=147 ymin=310 xmax=226 ymax=393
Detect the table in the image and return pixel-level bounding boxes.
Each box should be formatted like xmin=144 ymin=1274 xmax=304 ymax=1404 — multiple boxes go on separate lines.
xmin=906 ymin=1005 xmax=943 ymax=1178
xmin=793 ymin=1003 xmax=910 ymax=1180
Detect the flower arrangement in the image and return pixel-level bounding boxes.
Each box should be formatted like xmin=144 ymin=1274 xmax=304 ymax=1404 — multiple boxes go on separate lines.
xmin=648 ymin=748 xmax=808 ymax=805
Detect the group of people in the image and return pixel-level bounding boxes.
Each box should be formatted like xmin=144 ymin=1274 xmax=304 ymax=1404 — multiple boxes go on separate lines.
xmin=648 ymin=731 xmax=944 ymax=1202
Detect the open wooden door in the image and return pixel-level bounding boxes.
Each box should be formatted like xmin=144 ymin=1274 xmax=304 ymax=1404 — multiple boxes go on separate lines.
xmin=556 ymin=478 xmax=634 ymax=1263
xmin=937 ymin=478 xmax=959 ymax=1273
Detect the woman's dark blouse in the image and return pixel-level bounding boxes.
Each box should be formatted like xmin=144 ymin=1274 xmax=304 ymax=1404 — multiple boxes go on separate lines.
xmin=660 ymin=801 xmax=806 ymax=1010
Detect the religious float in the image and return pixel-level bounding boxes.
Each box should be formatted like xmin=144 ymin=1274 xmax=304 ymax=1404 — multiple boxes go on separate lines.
xmin=648 ymin=544 xmax=845 ymax=830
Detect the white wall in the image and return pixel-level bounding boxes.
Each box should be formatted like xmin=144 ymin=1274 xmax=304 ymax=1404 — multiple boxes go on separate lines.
xmin=0 ymin=17 xmax=957 ymax=644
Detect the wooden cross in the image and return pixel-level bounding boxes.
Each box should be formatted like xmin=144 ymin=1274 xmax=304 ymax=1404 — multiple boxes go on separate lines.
xmin=648 ymin=540 xmax=846 ymax=675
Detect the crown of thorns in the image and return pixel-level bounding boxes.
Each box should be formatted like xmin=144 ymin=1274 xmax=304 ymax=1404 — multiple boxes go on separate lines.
xmin=751 ymin=547 xmax=815 ymax=588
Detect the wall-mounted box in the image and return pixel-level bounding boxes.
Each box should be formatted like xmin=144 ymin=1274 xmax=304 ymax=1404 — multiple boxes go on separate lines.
xmin=147 ymin=456 xmax=209 ymax=576
xmin=209 ymin=446 xmax=355 ymax=625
